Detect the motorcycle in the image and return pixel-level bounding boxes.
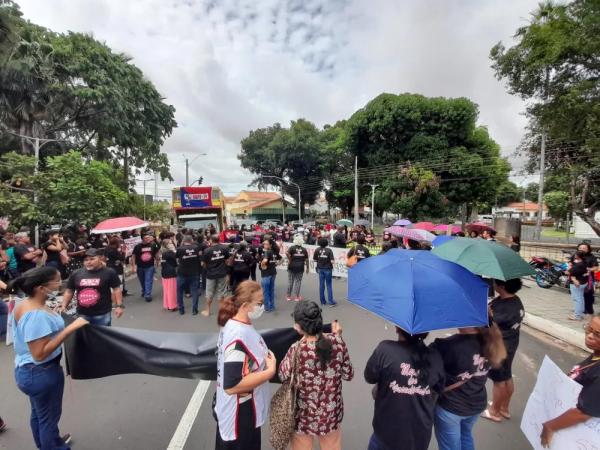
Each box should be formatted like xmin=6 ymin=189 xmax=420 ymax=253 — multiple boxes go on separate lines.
xmin=529 ymin=256 xmax=570 ymax=289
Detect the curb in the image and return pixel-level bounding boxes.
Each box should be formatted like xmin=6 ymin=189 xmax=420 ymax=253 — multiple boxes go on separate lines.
xmin=523 ymin=312 xmax=589 ymax=353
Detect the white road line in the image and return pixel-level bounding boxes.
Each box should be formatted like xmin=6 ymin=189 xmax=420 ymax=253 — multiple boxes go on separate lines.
xmin=166 ymin=380 xmax=211 ymax=450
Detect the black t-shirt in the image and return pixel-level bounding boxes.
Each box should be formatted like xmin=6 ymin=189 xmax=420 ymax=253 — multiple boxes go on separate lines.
xmin=176 ymin=244 xmax=201 ymax=276
xmin=67 ymin=267 xmax=121 ymax=316
xmin=104 ymin=247 xmax=124 ymax=275
xmin=490 ymin=295 xmax=524 ymax=353
xmin=232 ymin=249 xmax=254 ymax=274
xmin=333 ymin=232 xmax=347 ymax=248
xmin=582 ymin=253 xmax=599 ymax=269
xmin=42 ymin=241 xmax=61 ymax=263
xmin=348 ymin=244 xmax=371 ymax=261
xmin=364 ymin=340 xmax=445 ymax=450
xmin=14 ymin=244 xmax=37 ymax=273
xmin=313 ymin=247 xmax=334 ymax=270
xmin=160 ymin=250 xmax=177 ymax=278
xmin=203 ymin=244 xmax=230 ymax=279
xmin=260 ymin=249 xmax=277 ymax=277
xmin=571 ymin=261 xmax=589 ymax=284
xmin=287 ymin=245 xmax=308 ymax=273
xmin=569 ymin=355 xmax=600 ymax=417
xmin=431 ymin=334 xmax=490 ymax=416
xmin=133 ymin=242 xmax=159 ymax=268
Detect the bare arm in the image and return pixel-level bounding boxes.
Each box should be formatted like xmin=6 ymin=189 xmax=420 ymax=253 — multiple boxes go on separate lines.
xmin=27 ymin=318 xmax=88 ymax=362
xmin=225 ymin=351 xmax=276 ymax=395
xmin=61 ymin=289 xmax=74 ymax=311
xmin=541 ymin=408 xmax=591 ymax=448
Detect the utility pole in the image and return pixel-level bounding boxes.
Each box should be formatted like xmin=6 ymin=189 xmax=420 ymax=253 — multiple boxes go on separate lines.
xmin=136 ymin=177 xmax=153 ymax=221
xmin=154 ymin=172 xmax=158 ymax=202
xmin=366 ymin=183 xmax=379 ymax=230
xmin=354 ymin=155 xmax=359 ymax=223
xmin=534 ymin=66 xmax=550 ymax=241
xmin=183 ymin=153 xmax=207 ymax=186
xmin=278 ymin=180 xmax=286 ymax=224
xmin=260 ymin=175 xmax=301 ymax=222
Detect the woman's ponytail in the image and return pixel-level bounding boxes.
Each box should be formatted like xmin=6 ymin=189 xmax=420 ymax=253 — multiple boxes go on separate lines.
xmin=315 ymin=331 xmax=333 ymax=368
xmin=293 ymin=301 xmax=333 ymax=368
xmin=7 ymin=267 xmax=58 ymax=296
xmin=397 ymin=327 xmax=431 ymax=384
xmin=477 ymin=321 xmax=507 ymax=368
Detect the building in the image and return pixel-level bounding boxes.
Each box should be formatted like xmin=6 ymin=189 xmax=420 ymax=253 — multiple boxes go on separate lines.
xmin=573 ymin=211 xmax=600 ymax=239
xmin=493 ymin=202 xmax=550 ymax=220
xmin=226 ymin=190 xmax=299 ymax=221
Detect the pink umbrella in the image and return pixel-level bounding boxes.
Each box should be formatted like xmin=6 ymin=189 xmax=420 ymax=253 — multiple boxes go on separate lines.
xmin=91 ymin=216 xmax=149 ymax=234
xmin=385 ymin=226 xmax=436 ymax=243
xmin=413 ymin=222 xmax=436 ymax=232
xmin=433 ymin=224 xmax=462 ymax=234
xmin=465 ymin=222 xmax=495 ymax=233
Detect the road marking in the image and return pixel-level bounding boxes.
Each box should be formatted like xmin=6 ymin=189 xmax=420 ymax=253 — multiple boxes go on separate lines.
xmin=166 ymin=380 xmax=211 ymax=450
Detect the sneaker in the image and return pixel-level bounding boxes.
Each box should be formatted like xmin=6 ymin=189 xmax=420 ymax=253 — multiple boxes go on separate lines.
xmin=192 ymin=310 xmax=198 ymax=316
xmin=145 ymin=297 xmax=152 ymax=303
xmin=568 ymin=314 xmax=583 ymax=321
xmin=62 ymin=433 xmax=72 ymax=445
xmin=286 ymin=296 xmax=292 ymax=302
xmin=0 ymin=418 xmax=6 ymax=432
xmin=328 ymin=302 xmax=338 ymax=308
xmin=179 ymin=310 xmax=185 ymax=315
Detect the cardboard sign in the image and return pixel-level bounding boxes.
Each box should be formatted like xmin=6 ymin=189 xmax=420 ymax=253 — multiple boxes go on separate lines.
xmin=124 ymin=236 xmax=142 ymax=257
xmin=521 ymin=356 xmax=600 ymax=449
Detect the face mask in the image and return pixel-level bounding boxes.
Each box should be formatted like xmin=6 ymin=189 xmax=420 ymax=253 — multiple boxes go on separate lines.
xmin=248 ymin=304 xmax=265 ymax=320
xmin=45 ymin=287 xmax=59 ymax=300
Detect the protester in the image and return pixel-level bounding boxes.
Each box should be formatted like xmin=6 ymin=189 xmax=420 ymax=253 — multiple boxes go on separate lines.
xmin=510 ymin=235 xmax=521 ymax=253
xmin=215 ymin=281 xmax=276 ymax=450
xmin=379 ymin=241 xmax=393 ymax=255
xmin=348 ymin=235 xmax=371 ymax=263
xmin=364 ymin=327 xmax=445 ymax=450
xmin=175 ymin=235 xmax=202 ymax=315
xmin=159 ymin=239 xmax=178 ymax=312
xmin=568 ymin=251 xmax=589 ymax=321
xmin=365 ymin=229 xmax=375 ymax=245
xmin=279 ymin=301 xmax=353 ymax=450
xmin=104 ymin=237 xmax=126 ymax=288
xmin=286 ymin=234 xmax=309 ymax=302
xmin=42 ymin=231 xmax=68 ymax=279
xmin=314 ymin=237 xmax=336 ymax=307
xmin=481 ymin=230 xmax=496 ymax=241
xmin=575 ymin=243 xmax=598 ymax=317
xmin=196 ymin=233 xmax=209 ymax=292
xmin=541 ymin=315 xmax=600 ymax=448
xmin=468 ymin=231 xmax=479 ymax=239
xmin=333 ymin=227 xmax=347 ymax=249
xmin=259 ymin=238 xmax=278 ymax=312
xmin=131 ymin=234 xmax=160 ymax=302
xmin=61 ymin=248 xmax=123 ymax=326
xmin=14 ymin=232 xmax=42 ymax=276
xmin=431 ymin=323 xmax=507 ymax=450
xmin=66 ymin=237 xmax=88 ymax=276
xmin=202 ymin=235 xmax=230 ymax=317
xmin=9 ymin=267 xmax=88 ymax=449
xmin=230 ymin=241 xmax=254 ymax=291
xmin=483 ymin=278 xmax=524 ymax=422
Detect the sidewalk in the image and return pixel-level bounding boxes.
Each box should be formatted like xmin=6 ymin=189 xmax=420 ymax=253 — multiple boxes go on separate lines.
xmin=519 ymin=279 xmax=590 ymax=352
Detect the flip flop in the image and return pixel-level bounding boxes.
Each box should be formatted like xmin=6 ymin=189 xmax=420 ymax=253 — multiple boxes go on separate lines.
xmin=499 ymin=411 xmax=511 ymax=420
xmin=480 ymin=409 xmax=503 ymax=423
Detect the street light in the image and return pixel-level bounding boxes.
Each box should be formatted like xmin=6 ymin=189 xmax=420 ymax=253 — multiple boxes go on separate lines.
xmin=135 ymin=177 xmax=154 ymax=221
xmin=365 ymin=183 xmax=379 ymax=230
xmin=261 ymin=175 xmax=302 ymax=222
xmin=183 ymin=153 xmax=207 ymax=186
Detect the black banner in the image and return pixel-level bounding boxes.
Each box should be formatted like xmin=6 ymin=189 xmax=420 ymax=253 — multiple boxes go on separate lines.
xmin=63 ymin=323 xmax=309 ymax=383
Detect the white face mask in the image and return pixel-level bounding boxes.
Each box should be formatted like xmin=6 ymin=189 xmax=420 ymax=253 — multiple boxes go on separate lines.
xmin=248 ymin=304 xmax=265 ymax=320
xmin=45 ymin=287 xmax=59 ymax=300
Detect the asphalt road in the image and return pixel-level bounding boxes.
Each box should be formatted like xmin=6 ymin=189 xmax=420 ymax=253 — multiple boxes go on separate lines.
xmin=0 ymin=271 xmax=588 ymax=450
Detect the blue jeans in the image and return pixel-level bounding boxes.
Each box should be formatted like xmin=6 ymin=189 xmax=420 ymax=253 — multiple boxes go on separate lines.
xmin=79 ymin=311 xmax=112 ymax=326
xmin=368 ymin=433 xmax=391 ymax=450
xmin=318 ymin=268 xmax=335 ymax=305
xmin=434 ymin=405 xmax=479 ymax=450
xmin=177 ymin=275 xmax=200 ymax=313
xmin=137 ymin=266 xmax=155 ymax=298
xmin=15 ymin=358 xmax=70 ymax=450
xmin=261 ymin=275 xmax=276 ymax=311
xmin=570 ymin=283 xmax=586 ymax=319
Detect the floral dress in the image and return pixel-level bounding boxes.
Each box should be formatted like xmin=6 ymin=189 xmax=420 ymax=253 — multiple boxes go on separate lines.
xmin=278 ymin=333 xmax=354 ymax=435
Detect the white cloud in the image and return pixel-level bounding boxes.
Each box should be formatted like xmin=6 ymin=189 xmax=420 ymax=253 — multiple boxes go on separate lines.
xmin=17 ymin=0 xmax=539 ymax=195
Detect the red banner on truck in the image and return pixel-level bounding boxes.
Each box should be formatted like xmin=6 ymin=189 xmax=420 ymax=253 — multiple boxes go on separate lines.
xmin=180 ymin=187 xmax=213 ymax=208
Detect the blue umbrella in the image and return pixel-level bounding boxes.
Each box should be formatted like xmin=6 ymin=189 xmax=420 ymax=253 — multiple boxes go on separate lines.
xmin=348 ymin=249 xmax=488 ymax=334
xmin=393 ymin=219 xmax=412 ymax=227
xmin=432 ymin=235 xmax=455 ymax=248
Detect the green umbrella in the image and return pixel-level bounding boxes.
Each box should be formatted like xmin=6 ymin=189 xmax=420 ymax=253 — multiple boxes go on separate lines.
xmin=336 ymin=219 xmax=353 ymax=227
xmin=431 ymin=237 xmax=535 ymax=281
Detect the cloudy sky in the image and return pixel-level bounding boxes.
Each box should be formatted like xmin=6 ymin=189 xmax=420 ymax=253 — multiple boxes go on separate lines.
xmin=18 ymin=0 xmax=540 ymax=197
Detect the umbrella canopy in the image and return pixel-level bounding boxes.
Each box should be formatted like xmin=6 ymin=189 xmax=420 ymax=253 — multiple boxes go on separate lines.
xmin=412 ymin=221 xmax=436 ymax=232
xmin=355 ymin=219 xmax=370 ymax=227
xmin=466 ymin=222 xmax=495 ymax=233
xmin=385 ymin=226 xmax=436 ymax=243
xmin=393 ymin=219 xmax=412 ymax=227
xmin=91 ymin=217 xmax=148 ymax=234
xmin=433 ymin=224 xmax=462 ymax=234
xmin=348 ymin=249 xmax=489 ymax=334
xmin=432 ymin=235 xmax=455 ymax=248
xmin=336 ymin=219 xmax=353 ymax=227
xmin=432 ymin=237 xmax=535 ymax=281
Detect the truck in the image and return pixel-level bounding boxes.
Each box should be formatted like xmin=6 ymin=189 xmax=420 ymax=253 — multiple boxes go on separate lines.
xmin=172 ymin=186 xmax=226 ymax=232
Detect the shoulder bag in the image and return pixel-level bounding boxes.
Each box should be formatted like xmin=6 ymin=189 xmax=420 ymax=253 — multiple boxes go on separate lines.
xmin=269 ymin=343 xmax=300 ymax=450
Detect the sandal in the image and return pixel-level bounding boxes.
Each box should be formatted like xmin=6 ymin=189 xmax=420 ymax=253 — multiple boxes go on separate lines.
xmin=480 ymin=409 xmax=503 ymax=422
xmin=499 ymin=410 xmax=511 ymax=420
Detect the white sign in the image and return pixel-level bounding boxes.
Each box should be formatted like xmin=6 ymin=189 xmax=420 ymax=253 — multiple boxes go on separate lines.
xmin=521 ymin=356 xmax=600 ymax=449
xmin=124 ymin=236 xmax=142 ymax=257
xmin=276 ymin=242 xmax=349 ymax=278
xmin=5 ymin=297 xmax=16 ymax=346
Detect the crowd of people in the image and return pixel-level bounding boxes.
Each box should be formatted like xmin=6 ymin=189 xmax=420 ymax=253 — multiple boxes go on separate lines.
xmin=0 ymin=222 xmax=599 ymax=450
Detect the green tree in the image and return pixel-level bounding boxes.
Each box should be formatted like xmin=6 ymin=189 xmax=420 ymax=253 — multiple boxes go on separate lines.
xmin=491 ymin=0 xmax=600 ymax=235
xmin=544 ymin=191 xmax=570 ymax=228
xmin=496 ymin=180 xmax=523 ymax=206
xmin=0 ymin=151 xmax=40 ymax=229
xmin=523 ymin=182 xmax=539 ymax=202
xmin=0 ymin=3 xmax=176 ymax=182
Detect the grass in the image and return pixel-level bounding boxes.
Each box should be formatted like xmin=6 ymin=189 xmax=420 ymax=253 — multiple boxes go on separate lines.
xmin=541 ymin=228 xmax=575 ymax=238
